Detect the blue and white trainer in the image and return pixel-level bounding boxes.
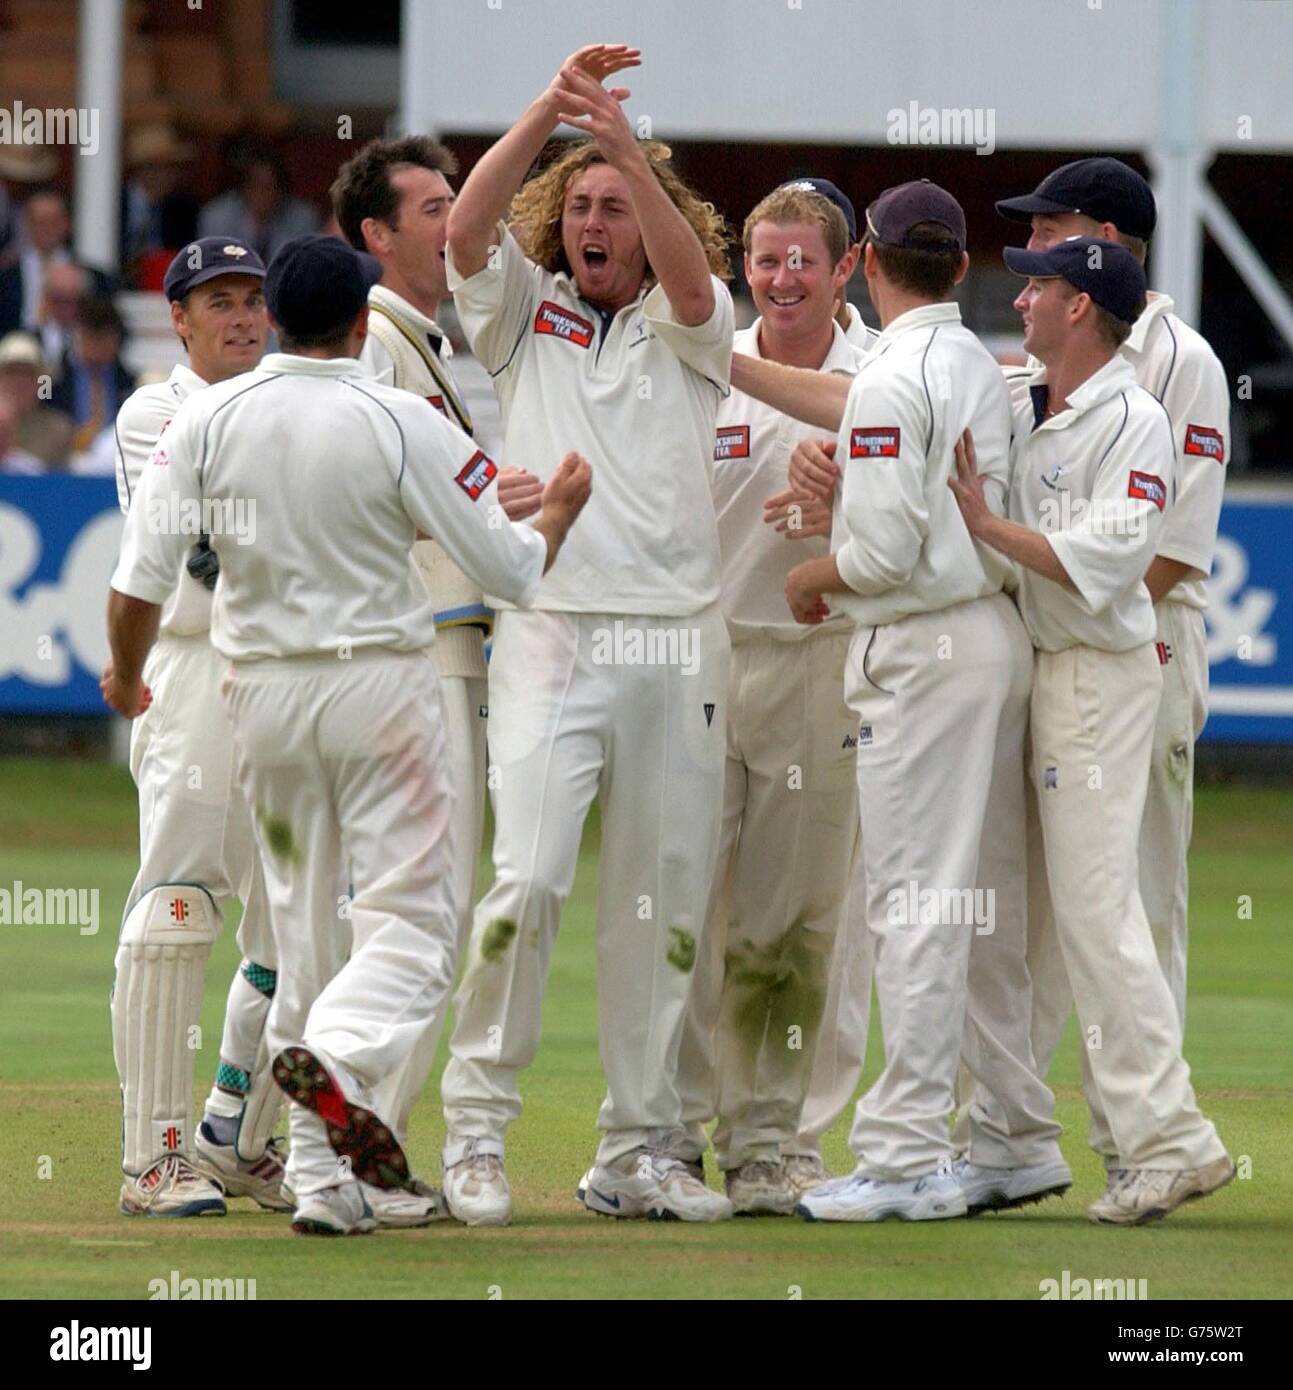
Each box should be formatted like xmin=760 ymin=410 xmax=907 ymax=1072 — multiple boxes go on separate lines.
xmin=796 ymin=1168 xmax=967 ymax=1222
xmin=953 ymin=1156 xmax=1072 ymax=1215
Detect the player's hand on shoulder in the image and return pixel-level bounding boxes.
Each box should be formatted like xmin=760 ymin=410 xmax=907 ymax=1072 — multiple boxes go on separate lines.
xmin=497 ymin=466 xmax=545 ymax=522
xmin=541 ymin=451 xmax=593 ymax=524
xmin=789 ymin=437 xmax=839 ymax=501
xmin=763 ymin=487 xmax=832 ymax=540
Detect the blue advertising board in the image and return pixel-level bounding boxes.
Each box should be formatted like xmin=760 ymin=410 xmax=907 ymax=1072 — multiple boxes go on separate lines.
xmin=1 ymin=477 xmax=1291 ymax=741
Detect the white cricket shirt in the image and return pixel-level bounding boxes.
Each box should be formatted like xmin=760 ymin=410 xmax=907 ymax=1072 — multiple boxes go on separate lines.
xmin=830 ymin=301 xmax=1014 ymax=627
xmin=1009 ymin=354 xmax=1175 ymax=654
xmin=842 ymin=302 xmax=881 ymax=354
xmin=446 ymin=224 xmax=733 ymax=615
xmin=114 ymin=361 xmax=212 ymax=637
xmin=111 ymin=353 xmax=547 ymax=662
xmin=361 ymin=283 xmax=491 ymax=679
xmin=1121 ymin=292 xmax=1229 ymax=612
xmin=714 ymin=319 xmax=863 ymax=642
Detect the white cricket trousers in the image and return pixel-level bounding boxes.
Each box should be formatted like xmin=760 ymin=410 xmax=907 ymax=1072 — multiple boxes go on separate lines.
xmin=1141 ymin=601 xmax=1208 ymax=1023
xmin=115 ymin=633 xmax=277 ymax=1174
xmin=786 ymin=848 xmax=873 ymax=1159
xmin=222 ymin=649 xmax=460 ymax=1196
xmin=441 ymin=605 xmax=729 ymax=1167
xmin=372 ymin=672 xmax=488 ymax=1141
xmin=1026 ymin=642 xmax=1224 ymax=1170
xmin=847 ymin=593 xmax=1061 ymax=1180
xmin=676 ymin=629 xmax=858 ymax=1170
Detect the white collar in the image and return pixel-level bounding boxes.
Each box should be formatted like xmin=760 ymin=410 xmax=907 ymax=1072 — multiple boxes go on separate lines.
xmin=1123 ymin=290 xmax=1173 ymax=356
xmin=875 ymin=300 xmax=962 ymax=346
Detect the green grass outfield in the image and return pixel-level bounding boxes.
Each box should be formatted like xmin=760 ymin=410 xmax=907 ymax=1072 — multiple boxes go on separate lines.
xmin=0 ymin=757 xmax=1290 ymax=1300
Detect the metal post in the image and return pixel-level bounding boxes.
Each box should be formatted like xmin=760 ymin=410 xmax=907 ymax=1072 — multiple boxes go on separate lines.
xmin=400 ymin=0 xmax=439 ymax=138
xmin=74 ymin=0 xmax=125 ymax=272
xmin=1149 ymin=0 xmax=1204 ymax=326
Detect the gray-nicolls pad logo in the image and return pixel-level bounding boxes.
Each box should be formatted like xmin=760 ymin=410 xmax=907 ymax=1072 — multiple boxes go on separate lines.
xmin=0 ymin=101 xmax=99 ymax=157
xmin=703 ymin=701 xmax=715 ymax=727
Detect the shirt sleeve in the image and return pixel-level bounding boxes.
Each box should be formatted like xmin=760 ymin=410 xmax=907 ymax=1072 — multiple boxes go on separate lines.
xmin=1155 ymin=341 xmax=1229 ymax=579
xmin=832 ymin=364 xmax=932 ymax=596
xmin=1047 ymin=401 xmax=1171 ymax=615
xmin=109 ymin=397 xmax=203 ymax=604
xmin=359 ymin=330 xmax=397 ymax=388
xmin=444 ymin=222 xmax=541 ymax=378
xmin=113 ymin=388 xmax=175 ymax=516
xmin=393 ymin=394 xmax=547 ymax=608
xmin=643 ymin=276 xmax=733 ymax=390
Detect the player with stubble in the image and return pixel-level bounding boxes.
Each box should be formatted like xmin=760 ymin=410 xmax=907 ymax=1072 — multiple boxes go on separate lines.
xmin=107 ymin=238 xmax=289 ymax=1220
xmin=436 ymin=44 xmax=737 ymax=1225
xmin=729 ymin=182 xmax=1066 ymax=1223
xmin=948 ymin=235 xmax=1233 ymax=1225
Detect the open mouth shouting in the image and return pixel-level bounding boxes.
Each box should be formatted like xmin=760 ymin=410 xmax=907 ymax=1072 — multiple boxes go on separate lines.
xmin=581 ymin=243 xmax=610 ymax=273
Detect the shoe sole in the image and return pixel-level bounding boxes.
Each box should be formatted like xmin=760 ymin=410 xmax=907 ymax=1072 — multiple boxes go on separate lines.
xmin=291 ymin=1217 xmax=377 ymax=1236
xmin=120 ymin=1195 xmax=226 ymax=1218
xmin=967 ymin=1182 xmax=1071 ymax=1217
xmin=796 ymin=1199 xmax=968 ymax=1223
xmin=1087 ymin=1161 xmax=1236 ymax=1227
xmin=272 ymin=1046 xmax=409 ymax=1191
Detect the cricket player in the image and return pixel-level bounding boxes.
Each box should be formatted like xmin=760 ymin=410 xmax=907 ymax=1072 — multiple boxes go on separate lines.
xmin=105 ymin=234 xmax=590 ymax=1234
xmin=109 ymin=237 xmax=287 ymax=1219
xmin=996 ymin=159 xmax=1230 ymax=1040
xmin=672 ymin=182 xmax=863 ymax=1214
xmin=435 ymin=44 xmax=736 ymax=1225
xmin=762 ymin=180 xmax=879 ymax=1192
xmin=949 ymin=235 xmax=1233 ymax=1224
xmin=330 ymin=136 xmax=491 ymax=1202
xmin=729 ymin=181 xmax=1066 ymax=1222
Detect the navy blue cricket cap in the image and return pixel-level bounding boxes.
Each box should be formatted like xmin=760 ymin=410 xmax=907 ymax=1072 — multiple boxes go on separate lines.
xmin=996 ymin=158 xmax=1157 ymax=241
xmin=163 ymin=236 xmax=266 ymax=302
xmin=1003 ymin=235 xmax=1146 ymax=324
xmin=264 ymin=235 xmax=382 ymax=339
xmin=866 ymin=179 xmax=966 ymax=253
xmin=777 ymin=178 xmax=858 ymax=244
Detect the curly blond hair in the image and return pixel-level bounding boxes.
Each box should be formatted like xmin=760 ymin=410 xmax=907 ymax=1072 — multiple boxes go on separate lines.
xmin=508 ymin=138 xmax=732 ymax=283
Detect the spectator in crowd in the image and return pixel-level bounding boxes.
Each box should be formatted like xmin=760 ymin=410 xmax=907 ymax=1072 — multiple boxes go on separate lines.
xmin=0 ymin=186 xmax=112 ymax=338
xmin=0 ymin=142 xmax=59 ymax=263
xmin=0 ymin=396 xmax=44 ymax=475
xmin=0 ymin=331 xmax=73 ymax=469
xmin=122 ymin=125 xmax=200 ymax=288
xmin=50 ymin=297 xmax=135 ymax=452
xmin=198 ymin=149 xmax=319 ymax=262
xmin=37 ymin=261 xmax=89 ymax=374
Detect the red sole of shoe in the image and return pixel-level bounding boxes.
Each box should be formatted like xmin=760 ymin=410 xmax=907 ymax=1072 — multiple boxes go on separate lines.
xmin=272 ymin=1046 xmax=410 ymax=1191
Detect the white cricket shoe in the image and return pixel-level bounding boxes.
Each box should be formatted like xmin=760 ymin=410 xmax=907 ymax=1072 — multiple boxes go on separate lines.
xmin=1087 ymin=1155 xmax=1235 ymax=1226
xmin=443 ymin=1140 xmax=512 ymax=1227
xmin=952 ymin=1156 xmax=1072 ymax=1215
xmin=580 ymin=1148 xmax=734 ymax=1222
xmin=192 ymin=1126 xmax=292 ymax=1212
xmin=361 ymin=1178 xmax=449 ymax=1228
xmin=725 ymin=1160 xmax=799 ymax=1216
xmin=291 ymin=1181 xmax=378 ymax=1236
xmin=120 ymin=1154 xmax=227 ymax=1218
xmin=782 ymin=1153 xmax=831 ymax=1197
xmin=796 ymin=1169 xmax=967 ymax=1223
